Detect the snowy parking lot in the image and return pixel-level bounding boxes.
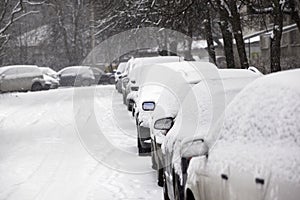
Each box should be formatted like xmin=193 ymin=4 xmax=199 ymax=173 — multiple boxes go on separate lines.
xmin=0 ymin=85 xmax=162 ymax=200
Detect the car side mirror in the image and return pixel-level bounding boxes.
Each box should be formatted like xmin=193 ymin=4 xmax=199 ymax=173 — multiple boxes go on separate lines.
xmin=1 ymin=74 xmax=5 ymax=79
xmin=154 ymin=117 xmax=174 ymax=130
xmin=180 ymin=138 xmax=209 ymax=158
xmin=131 ymin=80 xmax=136 ymax=84
xmin=142 ymin=101 xmax=155 ymax=111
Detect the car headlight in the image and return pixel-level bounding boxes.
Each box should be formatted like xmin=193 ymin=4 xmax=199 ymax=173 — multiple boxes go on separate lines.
xmin=142 ymin=101 xmax=155 ymax=111
xmin=154 ymin=117 xmax=174 ymax=131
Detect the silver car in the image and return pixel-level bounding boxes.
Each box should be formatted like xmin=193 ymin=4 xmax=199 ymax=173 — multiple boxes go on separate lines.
xmin=184 ymin=69 xmax=300 ymax=200
xmin=0 ymin=65 xmax=47 ymax=92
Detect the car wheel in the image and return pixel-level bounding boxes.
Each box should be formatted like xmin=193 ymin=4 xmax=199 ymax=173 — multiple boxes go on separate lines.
xmin=163 ymin=173 xmax=170 ymax=200
xmin=186 ymin=189 xmax=196 ymax=200
xmin=174 ymin=174 xmax=184 ymax=200
xmin=122 ymin=93 xmax=126 ymax=105
xmin=137 ymin=136 xmax=148 ymax=156
xmin=151 ymin=141 xmax=158 ymax=170
xmin=127 ymin=100 xmax=134 ymax=111
xmin=137 ymin=125 xmax=150 ymax=156
xmin=31 ymin=82 xmax=42 ymax=91
xmin=82 ymin=79 xmax=90 ymax=86
xmin=158 ymin=168 xmax=164 ymax=187
xmin=109 ymin=77 xmax=115 ymax=84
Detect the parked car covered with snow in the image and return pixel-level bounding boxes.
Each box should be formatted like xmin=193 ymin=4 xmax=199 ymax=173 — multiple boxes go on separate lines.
xmin=123 ymin=56 xmax=182 ymax=109
xmin=149 ymin=62 xmax=219 ymax=186
xmin=160 ymin=69 xmax=262 ymax=200
xmin=115 ymin=62 xmax=127 ymax=93
xmin=0 ymin=65 xmax=48 ymax=92
xmin=184 ymin=69 xmax=300 ymax=200
xmin=91 ymin=67 xmax=115 ymax=85
xmin=40 ymin=67 xmax=59 ymax=89
xmin=134 ymin=61 xmax=217 ymax=156
xmin=57 ymin=66 xmax=95 ymax=87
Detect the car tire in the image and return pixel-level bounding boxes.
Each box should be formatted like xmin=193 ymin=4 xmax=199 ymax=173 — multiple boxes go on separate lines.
xmin=31 ymin=82 xmax=42 ymax=91
xmin=151 ymin=141 xmax=158 ymax=170
xmin=158 ymin=168 xmax=164 ymax=187
xmin=137 ymin=126 xmax=150 ymax=156
xmin=163 ymin=173 xmax=170 ymax=200
xmin=122 ymin=93 xmax=126 ymax=105
xmin=137 ymin=136 xmax=148 ymax=156
xmin=109 ymin=77 xmax=115 ymax=84
xmin=127 ymin=100 xmax=134 ymax=111
xmin=174 ymin=173 xmax=184 ymax=200
xmin=82 ymin=79 xmax=91 ymax=86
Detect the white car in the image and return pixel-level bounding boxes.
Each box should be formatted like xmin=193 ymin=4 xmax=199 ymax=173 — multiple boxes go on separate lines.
xmin=134 ymin=61 xmax=217 ymax=156
xmin=158 ymin=69 xmax=262 ymax=200
xmin=184 ymin=69 xmax=300 ymax=200
xmin=0 ymin=65 xmax=48 ymax=92
xmin=115 ymin=62 xmax=127 ymax=93
xmin=123 ymin=56 xmax=182 ymax=109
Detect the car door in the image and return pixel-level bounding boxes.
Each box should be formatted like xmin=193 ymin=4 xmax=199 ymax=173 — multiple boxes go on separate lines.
xmin=202 ymin=155 xmax=225 ymax=200
xmin=0 ymin=68 xmax=18 ymax=92
xmin=16 ymin=67 xmax=34 ymax=91
xmin=59 ymin=69 xmax=76 ymax=86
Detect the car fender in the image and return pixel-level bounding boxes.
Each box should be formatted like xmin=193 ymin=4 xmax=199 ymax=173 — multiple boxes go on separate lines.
xmin=32 ymin=77 xmax=46 ymax=87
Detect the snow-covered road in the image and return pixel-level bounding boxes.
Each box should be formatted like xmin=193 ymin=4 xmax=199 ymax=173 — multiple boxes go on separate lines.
xmin=0 ymin=86 xmax=162 ymax=200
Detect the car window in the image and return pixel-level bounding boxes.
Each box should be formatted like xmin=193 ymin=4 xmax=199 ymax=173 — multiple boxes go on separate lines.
xmin=2 ymin=68 xmax=17 ymax=76
xmin=17 ymin=67 xmax=42 ymax=77
xmin=60 ymin=68 xmax=78 ymax=76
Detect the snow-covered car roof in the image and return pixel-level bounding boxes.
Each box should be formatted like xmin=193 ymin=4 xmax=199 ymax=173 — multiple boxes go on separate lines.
xmin=58 ymin=66 xmax=92 ymax=73
xmin=126 ymin=56 xmax=182 ymax=77
xmin=0 ymin=65 xmax=39 ymax=74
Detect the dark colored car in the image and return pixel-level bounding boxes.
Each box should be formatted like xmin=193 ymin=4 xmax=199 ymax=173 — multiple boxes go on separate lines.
xmin=91 ymin=67 xmax=115 ymax=85
xmin=57 ymin=66 xmax=95 ymax=87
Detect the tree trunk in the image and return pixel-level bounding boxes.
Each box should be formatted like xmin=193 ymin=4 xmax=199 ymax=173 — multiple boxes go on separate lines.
xmin=229 ymin=0 xmax=249 ymax=69
xmin=219 ymin=14 xmax=235 ymax=68
xmin=290 ymin=0 xmax=300 ymax=32
xmin=184 ymin=21 xmax=194 ymax=61
xmin=270 ymin=2 xmax=283 ymax=72
xmin=204 ymin=8 xmax=216 ymax=64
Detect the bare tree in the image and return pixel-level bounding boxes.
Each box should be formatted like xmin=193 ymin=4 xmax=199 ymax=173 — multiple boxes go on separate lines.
xmin=247 ymin=0 xmax=294 ymax=72
xmin=0 ymin=0 xmax=41 ymax=58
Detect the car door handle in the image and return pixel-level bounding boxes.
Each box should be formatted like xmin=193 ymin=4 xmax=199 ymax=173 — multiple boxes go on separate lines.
xmin=221 ymin=174 xmax=228 ymax=180
xmin=255 ymin=178 xmax=265 ymax=185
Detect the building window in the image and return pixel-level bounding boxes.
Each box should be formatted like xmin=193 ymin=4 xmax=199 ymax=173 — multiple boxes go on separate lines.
xmin=261 ymin=35 xmax=270 ymax=49
xmin=289 ymin=29 xmax=300 ymax=46
xmin=281 ymin=32 xmax=289 ymax=47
